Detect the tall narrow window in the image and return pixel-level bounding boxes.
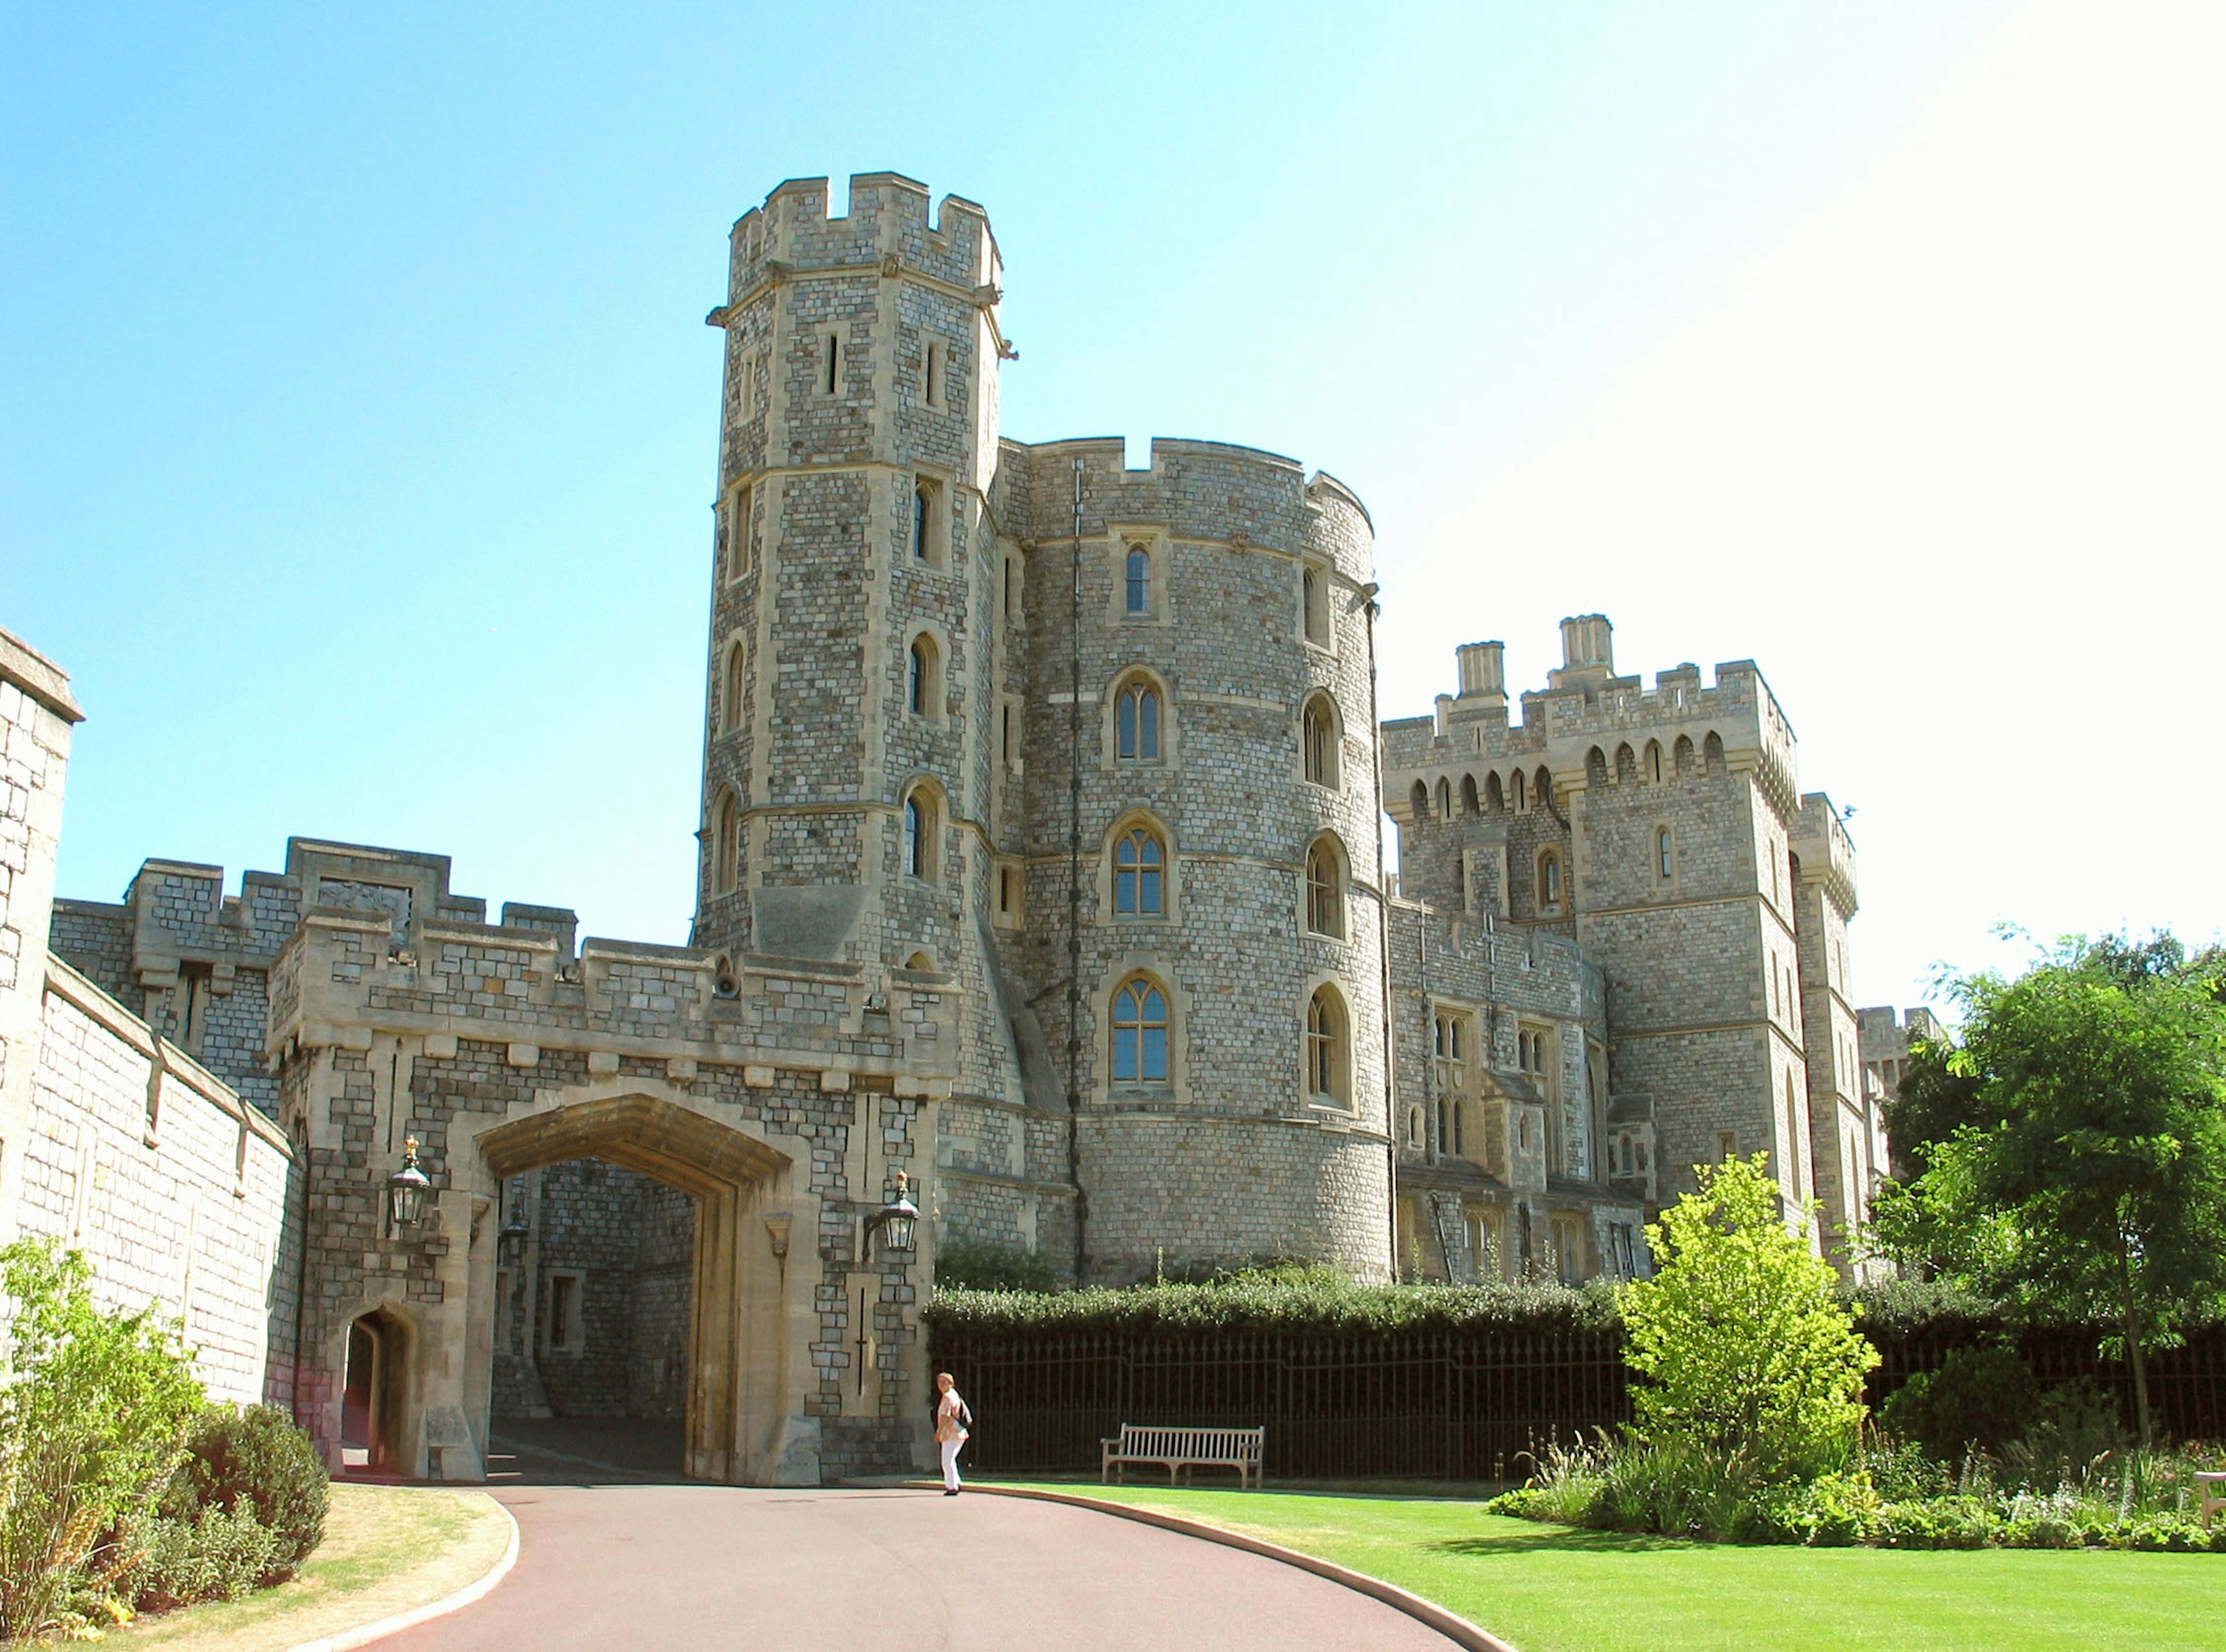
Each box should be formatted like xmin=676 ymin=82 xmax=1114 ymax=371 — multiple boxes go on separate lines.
xmin=924 ymin=341 xmax=943 ymax=409
xmin=908 ymin=635 xmax=939 ymax=718
xmin=1436 ymin=778 xmax=1452 ymax=821
xmin=1302 ymin=565 xmax=1330 ymax=646
xmin=1003 ymin=556 xmax=1016 ymax=617
xmin=1301 ymin=696 xmax=1338 ymax=788
xmin=1306 ymin=985 xmax=1349 ymax=1105
xmin=713 ymin=792 xmax=740 ymax=893
xmin=824 ymin=333 xmax=840 ymax=394
xmin=1112 ymin=977 xmax=1170 ymax=1084
xmin=1116 ymin=679 xmax=1161 ymax=762
xmin=1657 ymin=827 xmax=1672 ymax=882
xmin=722 ymin=642 xmax=746 ymax=733
xmin=1511 ymin=770 xmax=1526 ymax=812
xmin=903 ymin=792 xmax=936 ymax=881
xmin=1538 ymin=852 xmax=1563 ymax=914
xmin=1114 ymin=827 xmax=1165 ymax=916
xmin=1305 ymin=837 xmax=1343 ymax=937
xmin=1125 ymin=545 xmax=1151 ymax=614
xmin=1647 ymin=741 xmax=1663 ymax=783
xmin=1001 ymin=703 xmax=1014 ymax=765
xmin=912 ymin=483 xmax=930 ymax=559
xmin=729 ymin=483 xmax=753 ymax=580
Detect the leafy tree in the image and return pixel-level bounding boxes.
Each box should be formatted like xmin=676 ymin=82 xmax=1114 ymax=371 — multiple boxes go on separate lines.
xmin=0 ymin=1238 xmax=205 ymax=1641
xmin=1620 ymin=1155 xmax=1879 ymax=1482
xmin=1872 ymin=936 xmax=2226 ymax=1444
xmin=1881 ymin=1036 xmax=1987 ymax=1179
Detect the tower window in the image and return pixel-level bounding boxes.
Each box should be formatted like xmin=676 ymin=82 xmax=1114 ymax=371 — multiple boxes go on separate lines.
xmin=1112 ymin=976 xmax=1170 ymax=1085
xmin=1116 ymin=679 xmax=1161 ymax=762
xmin=1001 ymin=703 xmax=1014 ymax=766
xmin=1301 ymin=564 xmax=1331 ymax=646
xmin=925 ymin=340 xmax=944 ymax=409
xmin=1537 ymin=851 xmax=1563 ymax=915
xmin=1125 ymin=544 xmax=1151 ymax=615
xmin=1306 ymin=985 xmax=1350 ymax=1106
xmin=912 ymin=484 xmax=930 ymax=559
xmin=728 ymin=483 xmax=754 ymax=580
xmin=1301 ymin=694 xmax=1340 ymax=788
xmin=1305 ymin=835 xmax=1345 ymax=938
xmin=722 ymin=641 xmax=747 ymax=734
xmin=1114 ymin=826 xmax=1165 ymax=916
xmin=1657 ymin=827 xmax=1673 ymax=882
xmin=824 ymin=333 xmax=840 ymax=395
xmin=902 ymin=789 xmax=940 ymax=882
xmin=907 ymin=634 xmax=941 ymax=719
xmin=712 ymin=791 xmax=740 ymax=894
xmin=909 ymin=475 xmax=947 ymax=565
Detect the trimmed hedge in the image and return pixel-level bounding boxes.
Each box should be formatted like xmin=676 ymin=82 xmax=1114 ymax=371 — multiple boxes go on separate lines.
xmin=926 ymin=1265 xmax=1623 ymax=1337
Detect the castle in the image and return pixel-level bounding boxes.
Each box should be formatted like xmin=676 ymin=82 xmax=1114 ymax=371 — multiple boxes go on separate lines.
xmin=1 ymin=174 xmax=1894 ymax=1487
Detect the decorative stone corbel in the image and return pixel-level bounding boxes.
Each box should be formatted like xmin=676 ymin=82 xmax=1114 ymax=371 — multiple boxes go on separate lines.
xmin=763 ymin=1213 xmax=792 ymax=1259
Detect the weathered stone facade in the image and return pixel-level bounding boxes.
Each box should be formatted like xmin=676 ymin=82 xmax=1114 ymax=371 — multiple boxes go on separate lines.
xmin=1383 ymin=617 xmax=1885 ymax=1272
xmin=15 ymin=170 xmax=1901 ymax=1487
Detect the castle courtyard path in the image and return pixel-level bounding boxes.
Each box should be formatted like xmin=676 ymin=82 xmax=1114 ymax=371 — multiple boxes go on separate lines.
xmin=373 ymin=1480 xmax=1461 ymax=1651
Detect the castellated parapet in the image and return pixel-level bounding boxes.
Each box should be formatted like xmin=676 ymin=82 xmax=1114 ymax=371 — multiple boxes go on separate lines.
xmin=1383 ymin=615 xmax=1875 ymax=1272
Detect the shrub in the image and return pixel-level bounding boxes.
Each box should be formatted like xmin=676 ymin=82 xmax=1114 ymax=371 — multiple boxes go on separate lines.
xmin=1874 ymin=1494 xmax=1999 ymax=1549
xmin=1862 ymin=1428 xmax=1952 ymax=1502
xmin=1621 ymin=1156 xmax=1879 ymax=1484
xmin=1880 ymin=1344 xmax=2041 ymax=1461
xmin=1512 ymin=1435 xmax=1613 ymax=1526
xmin=161 ymin=1405 xmax=328 ymax=1578
xmin=117 ymin=1505 xmax=284 ymax=1611
xmin=932 ymin=1236 xmax=1065 ymax=1293
xmin=2001 ymin=1380 xmax=2126 ymax=1490
xmin=1750 ymin=1469 xmax=1883 ymax=1547
xmin=0 ymin=1238 xmax=205 ymax=1643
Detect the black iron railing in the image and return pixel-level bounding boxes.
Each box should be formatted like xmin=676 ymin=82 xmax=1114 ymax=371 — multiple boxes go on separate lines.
xmin=932 ymin=1322 xmax=2226 ymax=1478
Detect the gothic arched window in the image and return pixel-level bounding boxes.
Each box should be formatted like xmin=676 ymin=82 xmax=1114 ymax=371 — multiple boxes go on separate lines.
xmin=1116 ymin=678 xmax=1161 ymax=762
xmin=1125 ymin=544 xmax=1151 ymax=614
xmin=1305 ymin=835 xmax=1344 ymax=938
xmin=1306 ymin=984 xmax=1350 ymax=1106
xmin=1114 ymin=826 xmax=1165 ymax=916
xmin=903 ymin=788 xmax=939 ymax=882
xmin=1112 ymin=976 xmax=1170 ymax=1085
xmin=713 ymin=791 xmax=740 ymax=894
xmin=908 ymin=635 xmax=940 ymax=718
xmin=912 ymin=483 xmax=931 ymax=560
xmin=1302 ymin=694 xmax=1340 ymax=788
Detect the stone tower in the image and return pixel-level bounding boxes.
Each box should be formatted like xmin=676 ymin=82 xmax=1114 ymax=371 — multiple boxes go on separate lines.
xmin=991 ymin=439 xmax=1392 ymax=1282
xmin=694 ymin=173 xmax=1006 ymax=986
xmin=1384 ymin=617 xmax=1870 ymax=1262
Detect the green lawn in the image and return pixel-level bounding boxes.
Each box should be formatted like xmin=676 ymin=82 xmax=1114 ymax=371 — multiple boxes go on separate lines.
xmin=994 ymin=1480 xmax=2225 ymax=1652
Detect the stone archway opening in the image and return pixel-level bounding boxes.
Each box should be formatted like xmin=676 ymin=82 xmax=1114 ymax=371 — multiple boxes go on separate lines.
xmin=475 ymin=1095 xmax=792 ymax=1483
xmin=341 ymin=1308 xmax=410 ymax=1475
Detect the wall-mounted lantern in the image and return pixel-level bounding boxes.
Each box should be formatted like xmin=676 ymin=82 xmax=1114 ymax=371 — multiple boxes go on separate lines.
xmin=496 ymin=1197 xmax=530 ymax=1267
xmin=859 ymin=1170 xmax=920 ymax=1262
xmin=386 ymin=1136 xmax=432 ymax=1233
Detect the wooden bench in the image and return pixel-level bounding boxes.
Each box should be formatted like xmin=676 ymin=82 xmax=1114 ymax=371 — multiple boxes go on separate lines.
xmin=2198 ymin=1471 xmax=2226 ymax=1529
xmin=1101 ymin=1424 xmax=1264 ymax=1490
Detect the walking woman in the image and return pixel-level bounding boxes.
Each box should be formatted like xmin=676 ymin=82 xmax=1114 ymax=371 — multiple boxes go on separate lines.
xmin=934 ymin=1371 xmax=972 ymax=1495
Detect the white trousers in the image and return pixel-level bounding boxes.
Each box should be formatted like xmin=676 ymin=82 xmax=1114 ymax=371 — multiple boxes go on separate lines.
xmin=940 ymin=1436 xmax=965 ymax=1491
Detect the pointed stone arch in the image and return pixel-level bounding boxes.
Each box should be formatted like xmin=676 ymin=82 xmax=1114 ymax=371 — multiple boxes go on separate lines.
xmin=471 ymin=1089 xmax=800 ymax=1484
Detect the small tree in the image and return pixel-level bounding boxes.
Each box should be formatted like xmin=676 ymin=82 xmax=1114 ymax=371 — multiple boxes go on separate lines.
xmin=1621 ymin=1155 xmax=1878 ymax=1483
xmin=1872 ymin=936 xmax=2226 ymax=1445
xmin=0 ymin=1239 xmax=205 ymax=1641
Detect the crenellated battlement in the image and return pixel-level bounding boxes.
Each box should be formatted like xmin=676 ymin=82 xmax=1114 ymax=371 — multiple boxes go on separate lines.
xmin=1384 ymin=616 xmax=1801 ymax=820
xmin=716 ymin=173 xmax=999 ymax=320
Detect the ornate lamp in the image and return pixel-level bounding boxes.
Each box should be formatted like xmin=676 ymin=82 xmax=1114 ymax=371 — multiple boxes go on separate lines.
xmin=861 ymin=1169 xmax=920 ymax=1260
xmin=496 ymin=1198 xmax=531 ymax=1266
xmin=386 ymin=1136 xmax=432 ymax=1232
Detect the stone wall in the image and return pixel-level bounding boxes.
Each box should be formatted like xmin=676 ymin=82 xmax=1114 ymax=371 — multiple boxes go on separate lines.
xmin=23 ymin=958 xmax=297 ymax=1407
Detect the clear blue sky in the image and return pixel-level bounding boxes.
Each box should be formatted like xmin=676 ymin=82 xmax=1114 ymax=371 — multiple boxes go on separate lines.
xmin=8 ymin=2 xmax=2220 ymax=1012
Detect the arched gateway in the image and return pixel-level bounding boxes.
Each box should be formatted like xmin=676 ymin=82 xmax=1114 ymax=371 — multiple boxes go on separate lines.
xmin=472 ymin=1091 xmax=792 ymax=1483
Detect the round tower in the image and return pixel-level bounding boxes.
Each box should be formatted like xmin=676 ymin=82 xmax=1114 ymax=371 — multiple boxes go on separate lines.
xmin=1003 ymin=439 xmax=1392 ymax=1282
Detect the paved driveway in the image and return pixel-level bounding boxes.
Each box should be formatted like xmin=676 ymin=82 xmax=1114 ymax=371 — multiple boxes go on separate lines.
xmin=380 ymin=1482 xmax=1457 ymax=1651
